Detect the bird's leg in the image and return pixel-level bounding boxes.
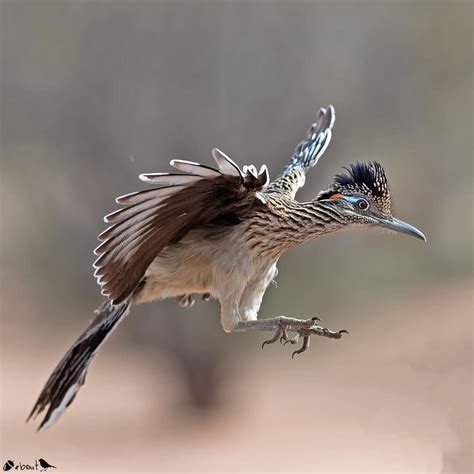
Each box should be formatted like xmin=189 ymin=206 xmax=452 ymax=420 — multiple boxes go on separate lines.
xmin=236 ymin=316 xmax=348 ymax=357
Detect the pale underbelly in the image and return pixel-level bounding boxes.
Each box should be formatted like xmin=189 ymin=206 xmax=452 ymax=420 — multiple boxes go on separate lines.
xmin=135 ymin=255 xmax=214 ymax=303
xmin=132 ymin=225 xmax=261 ymax=305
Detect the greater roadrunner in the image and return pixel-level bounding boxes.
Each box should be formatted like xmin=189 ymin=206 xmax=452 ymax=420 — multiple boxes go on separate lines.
xmin=28 ymin=105 xmax=425 ymax=430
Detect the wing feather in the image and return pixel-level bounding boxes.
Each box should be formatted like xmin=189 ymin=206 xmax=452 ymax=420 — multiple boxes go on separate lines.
xmin=211 ymin=148 xmax=243 ymax=177
xmin=170 ymin=159 xmax=221 ymax=177
xmin=94 ymin=210 xmax=160 ymax=257
xmin=104 ymin=193 xmax=173 ymax=223
xmin=115 ymin=187 xmax=178 ymax=205
xmin=266 ymin=105 xmax=335 ymax=198
xmin=138 ymin=173 xmax=202 ymax=186
xmin=95 ymin=152 xmax=269 ymax=303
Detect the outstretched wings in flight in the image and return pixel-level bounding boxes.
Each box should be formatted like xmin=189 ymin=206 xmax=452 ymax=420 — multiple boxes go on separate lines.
xmin=28 ymin=105 xmax=339 ymax=430
xmin=94 ymin=149 xmax=269 ymax=304
xmin=94 ymin=106 xmax=334 ymax=304
xmin=266 ymin=105 xmax=335 ymax=198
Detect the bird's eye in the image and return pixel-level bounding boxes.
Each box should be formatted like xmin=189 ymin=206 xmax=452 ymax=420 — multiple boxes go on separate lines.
xmin=357 ymin=199 xmax=369 ymax=210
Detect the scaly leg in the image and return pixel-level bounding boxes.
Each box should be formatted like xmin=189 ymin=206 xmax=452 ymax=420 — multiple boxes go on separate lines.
xmin=236 ymin=316 xmax=348 ymax=358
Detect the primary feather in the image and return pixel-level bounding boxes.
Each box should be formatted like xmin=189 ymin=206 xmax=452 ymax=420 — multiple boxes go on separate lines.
xmin=94 ymin=151 xmax=269 ymax=303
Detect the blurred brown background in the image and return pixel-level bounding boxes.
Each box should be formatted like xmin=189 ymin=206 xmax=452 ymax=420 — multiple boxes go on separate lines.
xmin=0 ymin=1 xmax=472 ymax=472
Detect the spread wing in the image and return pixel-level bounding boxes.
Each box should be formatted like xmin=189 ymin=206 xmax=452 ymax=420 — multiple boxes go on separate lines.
xmin=266 ymin=105 xmax=335 ymax=199
xmin=93 ymin=148 xmax=269 ymax=304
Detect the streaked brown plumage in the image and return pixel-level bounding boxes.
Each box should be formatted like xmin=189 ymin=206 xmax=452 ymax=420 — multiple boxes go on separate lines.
xmin=28 ymin=105 xmax=426 ymax=430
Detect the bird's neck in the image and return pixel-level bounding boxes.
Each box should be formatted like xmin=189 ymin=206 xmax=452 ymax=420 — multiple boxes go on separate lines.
xmin=248 ymin=197 xmax=348 ymax=257
xmin=282 ymin=199 xmax=349 ymax=243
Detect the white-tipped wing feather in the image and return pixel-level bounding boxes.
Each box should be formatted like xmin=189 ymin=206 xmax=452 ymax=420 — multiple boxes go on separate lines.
xmin=138 ymin=173 xmax=202 ymax=186
xmin=266 ymin=105 xmax=335 ymax=198
xmin=212 ymin=148 xmax=243 ymax=177
xmin=169 ymin=159 xmax=221 ymax=177
xmin=94 ymin=149 xmax=270 ymax=303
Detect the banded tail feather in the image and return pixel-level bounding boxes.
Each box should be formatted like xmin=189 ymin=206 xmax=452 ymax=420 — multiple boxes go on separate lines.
xmin=28 ymin=301 xmax=130 ymax=430
xmin=29 ymin=147 xmax=269 ymax=430
xmin=26 ymin=104 xmax=427 ymax=432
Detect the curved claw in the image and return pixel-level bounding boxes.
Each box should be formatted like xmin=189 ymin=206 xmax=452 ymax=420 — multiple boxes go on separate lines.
xmin=330 ymin=329 xmax=349 ymax=339
xmin=279 ymin=325 xmax=291 ymax=344
xmin=283 ymin=336 xmax=299 ymax=346
xmin=262 ymin=338 xmax=277 ymax=349
xmin=291 ymin=347 xmax=305 ymax=359
xmin=311 ymin=316 xmax=321 ymax=322
xmin=178 ymin=294 xmax=195 ymax=308
xmin=262 ymin=326 xmax=283 ymax=349
xmin=291 ymin=335 xmax=310 ymax=358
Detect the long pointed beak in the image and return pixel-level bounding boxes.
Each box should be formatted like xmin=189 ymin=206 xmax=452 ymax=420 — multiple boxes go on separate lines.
xmin=378 ymin=216 xmax=426 ymax=242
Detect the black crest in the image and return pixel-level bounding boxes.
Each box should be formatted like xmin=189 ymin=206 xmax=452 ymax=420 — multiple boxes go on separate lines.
xmin=317 ymin=161 xmax=391 ymax=214
xmin=334 ymin=162 xmax=389 ymax=199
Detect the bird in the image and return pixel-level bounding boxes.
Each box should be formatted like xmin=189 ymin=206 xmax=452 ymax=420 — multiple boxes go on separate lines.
xmin=38 ymin=459 xmax=56 ymax=470
xmin=27 ymin=105 xmax=426 ymax=430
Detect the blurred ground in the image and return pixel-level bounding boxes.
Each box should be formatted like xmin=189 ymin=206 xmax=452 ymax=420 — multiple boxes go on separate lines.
xmin=1 ymin=282 xmax=471 ymax=473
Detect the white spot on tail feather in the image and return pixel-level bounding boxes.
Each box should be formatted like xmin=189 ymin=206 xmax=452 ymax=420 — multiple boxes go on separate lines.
xmin=41 ymin=383 xmax=80 ymax=429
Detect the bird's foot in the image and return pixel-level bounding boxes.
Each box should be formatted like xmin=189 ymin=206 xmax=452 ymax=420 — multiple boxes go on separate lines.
xmin=285 ymin=317 xmax=349 ymax=358
xmin=177 ymin=294 xmax=195 ymax=307
xmin=261 ymin=322 xmax=293 ymax=348
xmin=237 ymin=316 xmax=348 ymax=358
xmin=261 ymin=317 xmax=320 ymax=348
xmin=177 ymin=293 xmax=212 ymax=307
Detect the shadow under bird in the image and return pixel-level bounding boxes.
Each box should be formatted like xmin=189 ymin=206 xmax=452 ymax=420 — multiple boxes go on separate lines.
xmin=28 ymin=105 xmax=425 ymax=430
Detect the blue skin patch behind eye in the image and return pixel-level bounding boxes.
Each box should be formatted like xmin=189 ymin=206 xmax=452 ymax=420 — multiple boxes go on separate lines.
xmin=342 ymin=195 xmax=362 ymax=204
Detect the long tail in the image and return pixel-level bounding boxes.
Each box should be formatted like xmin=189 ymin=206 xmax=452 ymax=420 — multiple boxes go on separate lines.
xmin=28 ymin=300 xmax=130 ymax=430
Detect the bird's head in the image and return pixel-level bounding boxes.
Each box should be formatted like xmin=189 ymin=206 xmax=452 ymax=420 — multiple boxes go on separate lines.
xmin=316 ymin=161 xmax=426 ymax=241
